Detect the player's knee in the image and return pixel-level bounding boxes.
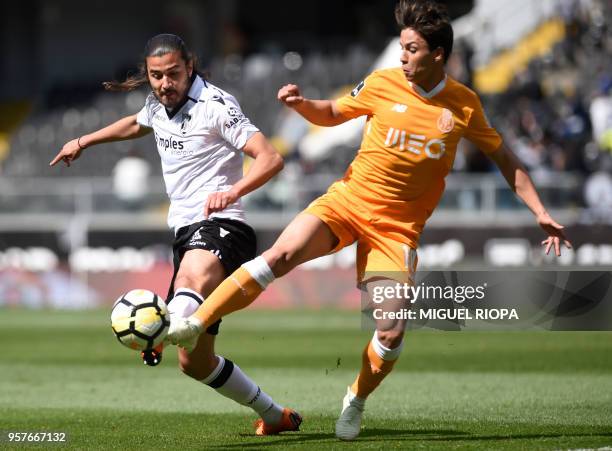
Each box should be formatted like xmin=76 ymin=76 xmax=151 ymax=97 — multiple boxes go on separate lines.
xmin=376 ymin=329 xmax=404 ymax=350
xmin=179 ymin=353 xmax=218 ymax=381
xmin=262 ymin=245 xmax=301 ymax=277
xmin=174 ymin=273 xmax=202 ymax=293
xmin=174 ymin=272 xmax=216 ymax=296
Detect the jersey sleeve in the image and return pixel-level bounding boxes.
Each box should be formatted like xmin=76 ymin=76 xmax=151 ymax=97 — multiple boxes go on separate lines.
xmin=136 ymin=93 xmax=156 ymax=128
xmin=206 ymin=94 xmax=259 ymax=149
xmin=335 ymin=71 xmax=381 ymax=119
xmin=464 ymin=94 xmax=502 ymax=154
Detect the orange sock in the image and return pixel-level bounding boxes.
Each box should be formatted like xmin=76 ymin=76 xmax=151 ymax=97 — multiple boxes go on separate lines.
xmin=350 ymin=341 xmax=398 ymax=399
xmin=192 ymin=267 xmax=264 ymax=327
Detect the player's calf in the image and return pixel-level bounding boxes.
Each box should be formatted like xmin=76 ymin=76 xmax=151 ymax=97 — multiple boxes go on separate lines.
xmin=179 ymin=346 xmax=219 ymax=380
xmin=352 ymin=330 xmax=404 ymax=398
xmin=336 ymin=330 xmax=405 ymax=440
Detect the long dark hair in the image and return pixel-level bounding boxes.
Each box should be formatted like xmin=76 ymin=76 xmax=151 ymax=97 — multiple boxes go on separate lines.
xmin=395 ymin=0 xmax=453 ymax=63
xmin=103 ymin=34 xmax=205 ymax=92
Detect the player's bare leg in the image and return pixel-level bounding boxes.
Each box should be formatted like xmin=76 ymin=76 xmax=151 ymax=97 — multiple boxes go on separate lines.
xmin=263 ymin=212 xmax=339 ymax=277
xmin=171 ymin=213 xmax=338 ymax=338
xmin=167 ymin=215 xmax=339 ymax=432
xmin=336 ymin=278 xmax=408 ymax=440
xmin=168 ymin=249 xmax=295 ymax=431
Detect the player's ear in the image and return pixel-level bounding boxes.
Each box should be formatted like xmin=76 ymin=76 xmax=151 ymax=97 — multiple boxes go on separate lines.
xmin=433 ymin=47 xmax=444 ymax=63
xmin=187 ymin=60 xmax=193 ymax=78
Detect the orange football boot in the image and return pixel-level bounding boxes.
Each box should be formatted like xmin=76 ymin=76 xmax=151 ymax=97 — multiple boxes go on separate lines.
xmin=254 ymin=408 xmax=302 ymax=436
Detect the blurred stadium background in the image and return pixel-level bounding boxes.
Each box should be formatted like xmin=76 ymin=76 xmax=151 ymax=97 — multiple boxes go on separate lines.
xmin=0 ymin=0 xmax=610 ymax=308
xmin=1 ymin=2 xmax=612 ymax=449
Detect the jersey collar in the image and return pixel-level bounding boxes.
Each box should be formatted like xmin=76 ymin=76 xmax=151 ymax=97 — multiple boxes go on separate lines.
xmin=165 ymin=73 xmax=205 ymax=119
xmin=186 ymin=74 xmax=206 ymax=103
xmin=409 ymin=74 xmax=447 ymax=99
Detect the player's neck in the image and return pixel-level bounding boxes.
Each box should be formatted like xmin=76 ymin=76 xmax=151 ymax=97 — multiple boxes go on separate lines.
xmin=411 ymin=73 xmax=447 ymax=99
xmin=413 ymin=70 xmax=446 ymax=94
xmin=165 ymin=74 xmax=196 ymax=116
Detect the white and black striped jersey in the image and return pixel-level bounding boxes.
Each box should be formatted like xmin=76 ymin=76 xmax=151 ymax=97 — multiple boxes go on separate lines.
xmin=136 ymin=75 xmax=259 ymax=232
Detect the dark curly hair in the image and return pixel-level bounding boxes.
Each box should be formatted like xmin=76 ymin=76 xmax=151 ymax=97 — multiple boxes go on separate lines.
xmin=395 ymin=0 xmax=453 ymax=63
xmin=103 ymin=34 xmax=205 ymax=92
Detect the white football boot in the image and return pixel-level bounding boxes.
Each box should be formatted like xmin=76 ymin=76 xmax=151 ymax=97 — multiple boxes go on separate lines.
xmin=167 ymin=316 xmax=202 ymax=352
xmin=335 ymin=386 xmax=365 ymax=440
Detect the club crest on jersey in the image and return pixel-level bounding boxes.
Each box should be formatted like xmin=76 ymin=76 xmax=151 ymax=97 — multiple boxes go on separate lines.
xmin=351 ymin=80 xmax=365 ymax=97
xmin=180 ymin=113 xmax=191 ymax=134
xmin=437 ymin=108 xmax=454 ymax=133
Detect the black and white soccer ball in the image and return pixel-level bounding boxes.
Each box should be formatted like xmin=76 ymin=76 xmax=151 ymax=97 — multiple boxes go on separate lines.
xmin=110 ymin=289 xmax=170 ymax=351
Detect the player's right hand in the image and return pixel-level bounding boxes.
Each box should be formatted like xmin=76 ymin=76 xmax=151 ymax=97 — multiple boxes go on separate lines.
xmin=278 ymin=84 xmax=304 ymax=107
xmin=166 ymin=316 xmax=203 ymax=352
xmin=49 ymin=139 xmax=84 ymax=167
xmin=537 ymin=211 xmax=572 ymax=257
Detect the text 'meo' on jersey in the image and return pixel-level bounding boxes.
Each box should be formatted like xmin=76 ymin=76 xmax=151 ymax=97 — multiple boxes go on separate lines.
xmin=136 ymin=75 xmax=259 ymax=232
xmin=335 ymin=68 xmax=502 ymax=247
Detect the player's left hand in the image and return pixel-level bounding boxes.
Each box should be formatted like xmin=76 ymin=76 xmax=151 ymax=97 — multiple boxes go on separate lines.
xmin=50 ymin=139 xmax=84 ymax=167
xmin=536 ymin=211 xmax=572 ymax=256
xmin=204 ymin=190 xmax=239 ymax=218
xmin=166 ymin=316 xmax=203 ymax=352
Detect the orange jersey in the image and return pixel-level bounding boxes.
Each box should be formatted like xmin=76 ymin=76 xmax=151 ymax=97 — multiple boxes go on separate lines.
xmin=335 ymin=67 xmax=502 ymax=246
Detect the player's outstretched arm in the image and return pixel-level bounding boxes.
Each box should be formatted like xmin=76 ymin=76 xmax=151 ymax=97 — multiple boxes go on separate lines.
xmin=49 ymin=114 xmax=151 ymax=167
xmin=488 ymin=142 xmax=572 ymax=256
xmin=204 ymin=132 xmax=284 ymax=218
xmin=278 ymin=84 xmax=349 ymax=127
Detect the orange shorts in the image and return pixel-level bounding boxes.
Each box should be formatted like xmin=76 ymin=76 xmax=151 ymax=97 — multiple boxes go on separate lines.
xmin=304 ymin=181 xmax=418 ymax=285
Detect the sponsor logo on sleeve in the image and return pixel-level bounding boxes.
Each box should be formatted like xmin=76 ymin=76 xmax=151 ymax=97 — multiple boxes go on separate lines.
xmin=224 ymin=107 xmax=245 ymax=129
xmin=351 ymin=80 xmax=365 ymax=97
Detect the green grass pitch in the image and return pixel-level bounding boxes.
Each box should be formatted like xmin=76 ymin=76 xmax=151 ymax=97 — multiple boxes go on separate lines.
xmin=0 ymin=308 xmax=611 ymax=450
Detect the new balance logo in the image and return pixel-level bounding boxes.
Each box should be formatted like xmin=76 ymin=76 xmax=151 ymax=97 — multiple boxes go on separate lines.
xmin=391 ymin=103 xmax=408 ymax=113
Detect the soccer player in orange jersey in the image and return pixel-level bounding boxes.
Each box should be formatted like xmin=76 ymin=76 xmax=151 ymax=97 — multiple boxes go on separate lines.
xmin=168 ymin=0 xmax=572 ymax=440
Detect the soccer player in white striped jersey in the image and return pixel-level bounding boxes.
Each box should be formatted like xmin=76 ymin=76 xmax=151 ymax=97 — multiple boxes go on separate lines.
xmin=50 ymin=34 xmax=301 ymax=436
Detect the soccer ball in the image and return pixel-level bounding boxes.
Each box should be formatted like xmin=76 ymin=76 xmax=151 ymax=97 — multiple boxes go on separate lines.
xmin=111 ymin=289 xmax=170 ymax=351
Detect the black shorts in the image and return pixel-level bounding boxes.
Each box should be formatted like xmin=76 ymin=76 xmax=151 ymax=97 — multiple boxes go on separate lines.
xmin=167 ymin=218 xmax=257 ymax=335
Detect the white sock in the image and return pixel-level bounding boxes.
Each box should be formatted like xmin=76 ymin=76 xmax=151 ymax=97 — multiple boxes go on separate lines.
xmin=371 ymin=330 xmax=404 ymax=361
xmin=242 ymin=256 xmax=275 ymax=289
xmin=172 ymin=289 xmax=283 ymax=424
xmin=347 ymin=386 xmax=366 ymax=408
xmin=201 ymin=356 xmax=283 ymax=424
xmin=168 ymin=288 xmax=203 ymax=319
